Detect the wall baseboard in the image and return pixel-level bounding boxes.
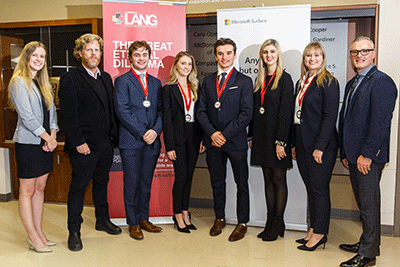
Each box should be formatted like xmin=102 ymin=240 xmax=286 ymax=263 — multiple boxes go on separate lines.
xmin=0 ymin=193 xmax=12 ymax=202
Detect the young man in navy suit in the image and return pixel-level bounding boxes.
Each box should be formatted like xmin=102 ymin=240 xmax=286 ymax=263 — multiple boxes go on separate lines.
xmin=114 ymin=41 xmax=163 ymax=240
xmin=197 ymin=38 xmax=253 ymax=241
xmin=339 ymin=36 xmax=397 ymax=267
xmin=59 ymin=34 xmax=121 ymax=252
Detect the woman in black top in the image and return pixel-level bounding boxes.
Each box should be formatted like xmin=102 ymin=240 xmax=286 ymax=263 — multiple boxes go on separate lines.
xmin=162 ymin=52 xmax=205 ymax=233
xmin=249 ymin=39 xmax=294 ymax=241
xmin=293 ymin=42 xmax=339 ymax=251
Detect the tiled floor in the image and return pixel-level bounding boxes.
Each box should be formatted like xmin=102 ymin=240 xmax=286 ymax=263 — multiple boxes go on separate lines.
xmin=0 ymin=201 xmax=399 ymax=266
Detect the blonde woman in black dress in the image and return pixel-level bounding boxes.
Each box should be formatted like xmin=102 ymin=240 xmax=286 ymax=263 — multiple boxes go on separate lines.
xmin=8 ymin=41 xmax=58 ymax=253
xmin=249 ymin=39 xmax=294 ymax=241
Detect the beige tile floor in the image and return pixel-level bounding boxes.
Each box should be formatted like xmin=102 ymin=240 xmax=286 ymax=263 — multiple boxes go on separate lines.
xmin=1 ymin=200 xmax=399 ymax=267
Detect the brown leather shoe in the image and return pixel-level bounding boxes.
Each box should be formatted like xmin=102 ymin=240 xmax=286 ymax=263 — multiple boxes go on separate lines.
xmin=129 ymin=225 xmax=143 ymax=240
xmin=228 ymin=224 xmax=247 ymax=241
xmin=209 ymin=219 xmax=226 ymax=236
xmin=139 ymin=220 xmax=162 ymax=232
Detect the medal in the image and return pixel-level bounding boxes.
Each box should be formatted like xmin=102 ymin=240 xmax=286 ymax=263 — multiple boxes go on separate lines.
xmin=296 ymin=110 xmax=301 ymax=119
xmin=143 ymin=99 xmax=151 ymax=108
xmin=259 ymin=107 xmax=265 ymax=114
xmin=185 ymin=114 xmax=191 ymax=122
xmin=214 ymin=101 xmax=221 ymax=109
xmin=215 ymin=68 xmax=234 ymax=110
xmin=260 ymin=70 xmax=276 ymax=109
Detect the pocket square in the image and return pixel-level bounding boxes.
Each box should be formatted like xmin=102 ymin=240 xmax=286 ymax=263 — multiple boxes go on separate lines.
xmin=229 ymin=86 xmax=238 ymax=90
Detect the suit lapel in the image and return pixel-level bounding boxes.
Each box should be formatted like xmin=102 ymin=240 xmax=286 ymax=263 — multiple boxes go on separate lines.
xmin=171 ymin=84 xmax=185 ymax=111
xmin=219 ymin=68 xmax=237 ymax=104
xmin=77 ymin=65 xmax=108 ymax=110
xmin=347 ymin=66 xmax=377 ymax=115
xmin=128 ymin=71 xmax=146 ymax=99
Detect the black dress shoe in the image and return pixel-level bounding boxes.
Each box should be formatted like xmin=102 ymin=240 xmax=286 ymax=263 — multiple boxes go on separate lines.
xmin=295 ymin=238 xmax=308 ymax=244
xmin=340 ymin=254 xmax=376 ymax=267
xmin=339 ymin=242 xmax=380 ymax=256
xmin=95 ymin=220 xmax=122 ymax=235
xmin=68 ymin=232 xmax=82 ymax=252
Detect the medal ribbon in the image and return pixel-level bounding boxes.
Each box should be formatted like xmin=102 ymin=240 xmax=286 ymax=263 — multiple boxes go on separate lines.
xmin=216 ymin=68 xmax=234 ymax=99
xmin=131 ymin=68 xmax=148 ymax=98
xmin=177 ymin=81 xmax=192 ymax=112
xmin=260 ymin=70 xmax=276 ymax=105
xmin=298 ymin=75 xmax=315 ymax=107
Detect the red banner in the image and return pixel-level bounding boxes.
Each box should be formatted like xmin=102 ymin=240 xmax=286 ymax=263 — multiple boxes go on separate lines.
xmin=103 ymin=0 xmax=186 ymax=220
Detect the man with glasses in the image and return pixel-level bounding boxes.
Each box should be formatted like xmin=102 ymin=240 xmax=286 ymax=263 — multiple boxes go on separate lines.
xmin=338 ymin=36 xmax=397 ymax=267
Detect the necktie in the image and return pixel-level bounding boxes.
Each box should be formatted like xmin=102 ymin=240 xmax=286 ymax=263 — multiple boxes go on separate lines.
xmin=219 ymin=72 xmax=227 ymax=85
xmin=346 ymin=74 xmax=359 ymax=115
xmin=139 ymin=73 xmax=146 ymax=88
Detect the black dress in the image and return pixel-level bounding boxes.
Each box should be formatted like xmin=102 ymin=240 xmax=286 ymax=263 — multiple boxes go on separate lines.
xmin=15 ymin=80 xmax=53 ymax=178
xmin=249 ymin=70 xmax=294 ymax=168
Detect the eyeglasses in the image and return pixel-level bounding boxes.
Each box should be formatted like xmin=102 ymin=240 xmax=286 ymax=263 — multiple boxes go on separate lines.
xmin=350 ymin=49 xmax=374 ymax=57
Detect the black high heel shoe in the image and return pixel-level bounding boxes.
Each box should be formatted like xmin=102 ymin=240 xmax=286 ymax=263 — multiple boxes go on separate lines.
xmin=185 ymin=212 xmax=197 ymax=230
xmin=262 ymin=218 xmax=285 ymax=242
xmin=295 ymin=238 xmax=308 ymax=244
xmin=172 ymin=215 xmax=190 ymax=233
xmin=297 ymin=235 xmax=327 ymax=251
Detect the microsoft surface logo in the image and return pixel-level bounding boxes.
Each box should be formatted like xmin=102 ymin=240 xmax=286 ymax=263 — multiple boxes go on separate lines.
xmin=224 ymin=19 xmax=230 ymax=25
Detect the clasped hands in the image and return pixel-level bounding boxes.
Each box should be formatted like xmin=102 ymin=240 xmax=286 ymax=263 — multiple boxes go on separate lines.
xmin=42 ymin=135 xmax=57 ymax=152
xmin=211 ymin=131 xmax=226 ymax=147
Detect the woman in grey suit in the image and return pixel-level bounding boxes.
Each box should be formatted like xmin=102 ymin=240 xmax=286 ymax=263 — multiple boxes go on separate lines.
xmin=8 ymin=41 xmax=58 ymax=253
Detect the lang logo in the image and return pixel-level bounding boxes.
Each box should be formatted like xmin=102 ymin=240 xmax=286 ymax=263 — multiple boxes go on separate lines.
xmin=224 ymin=19 xmax=231 ymax=26
xmin=125 ymin=11 xmax=158 ymax=27
xmin=112 ymin=13 xmax=124 ymax=25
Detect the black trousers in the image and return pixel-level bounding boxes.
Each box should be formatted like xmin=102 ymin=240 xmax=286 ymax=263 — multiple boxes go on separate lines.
xmin=349 ymin=162 xmax=384 ymax=258
xmin=206 ymin=146 xmax=249 ymax=224
xmin=295 ymin=125 xmax=337 ymax=234
xmin=172 ymin=132 xmax=200 ymax=213
xmin=67 ymin=139 xmax=113 ymax=233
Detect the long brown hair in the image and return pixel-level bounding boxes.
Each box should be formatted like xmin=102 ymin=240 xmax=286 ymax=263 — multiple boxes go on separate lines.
xmin=255 ymin=39 xmax=283 ymax=92
xmin=298 ymin=41 xmax=334 ymax=89
xmin=167 ymin=51 xmax=199 ymax=102
xmin=8 ymin=41 xmax=52 ymax=110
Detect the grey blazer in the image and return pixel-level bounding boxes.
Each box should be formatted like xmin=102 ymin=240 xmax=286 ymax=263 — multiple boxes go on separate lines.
xmin=9 ymin=77 xmax=58 ymax=145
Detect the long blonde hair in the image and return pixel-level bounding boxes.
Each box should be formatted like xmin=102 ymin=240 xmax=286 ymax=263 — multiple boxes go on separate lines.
xmin=8 ymin=41 xmax=53 ymax=110
xmin=298 ymin=42 xmax=334 ymax=89
xmin=167 ymin=51 xmax=199 ymax=102
xmin=255 ymin=39 xmax=283 ymax=92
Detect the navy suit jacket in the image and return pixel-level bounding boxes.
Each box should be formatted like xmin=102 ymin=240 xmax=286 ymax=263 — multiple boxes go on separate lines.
xmin=197 ymin=68 xmax=253 ymax=150
xmin=114 ymin=70 xmax=162 ymax=150
xmin=294 ymin=75 xmax=339 ymax=153
xmin=339 ymin=65 xmax=397 ymax=164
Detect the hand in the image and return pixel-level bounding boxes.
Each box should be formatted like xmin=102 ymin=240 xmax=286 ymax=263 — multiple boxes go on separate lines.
xmin=43 ymin=137 xmax=57 ymax=152
xmin=249 ymin=140 xmax=252 ymax=149
xmin=167 ymin=150 xmax=176 ymax=161
xmin=199 ymin=142 xmax=206 ymax=154
xmin=313 ymin=149 xmax=323 ymax=164
xmin=342 ymin=158 xmax=349 ymax=168
xmin=357 ymin=155 xmax=372 ymax=175
xmin=143 ymin=129 xmax=157 ymax=145
xmin=276 ymin=145 xmax=286 ymax=160
xmin=292 ymin=147 xmax=296 ymax=160
xmin=77 ymin=143 xmax=91 ymax=155
xmin=211 ymin=131 xmax=226 ymax=147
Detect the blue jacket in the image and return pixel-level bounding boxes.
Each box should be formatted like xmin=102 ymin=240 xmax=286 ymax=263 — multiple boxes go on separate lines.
xmin=114 ymin=70 xmax=162 ymax=150
xmin=339 ymin=65 xmax=397 ymax=164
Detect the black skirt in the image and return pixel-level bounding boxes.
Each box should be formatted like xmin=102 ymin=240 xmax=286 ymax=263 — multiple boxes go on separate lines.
xmin=15 ymin=142 xmax=53 ymax=178
xmin=15 ymin=79 xmax=53 ymax=179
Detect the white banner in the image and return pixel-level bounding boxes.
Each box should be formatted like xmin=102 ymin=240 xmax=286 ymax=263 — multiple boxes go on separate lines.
xmin=217 ymin=5 xmax=311 ymax=230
